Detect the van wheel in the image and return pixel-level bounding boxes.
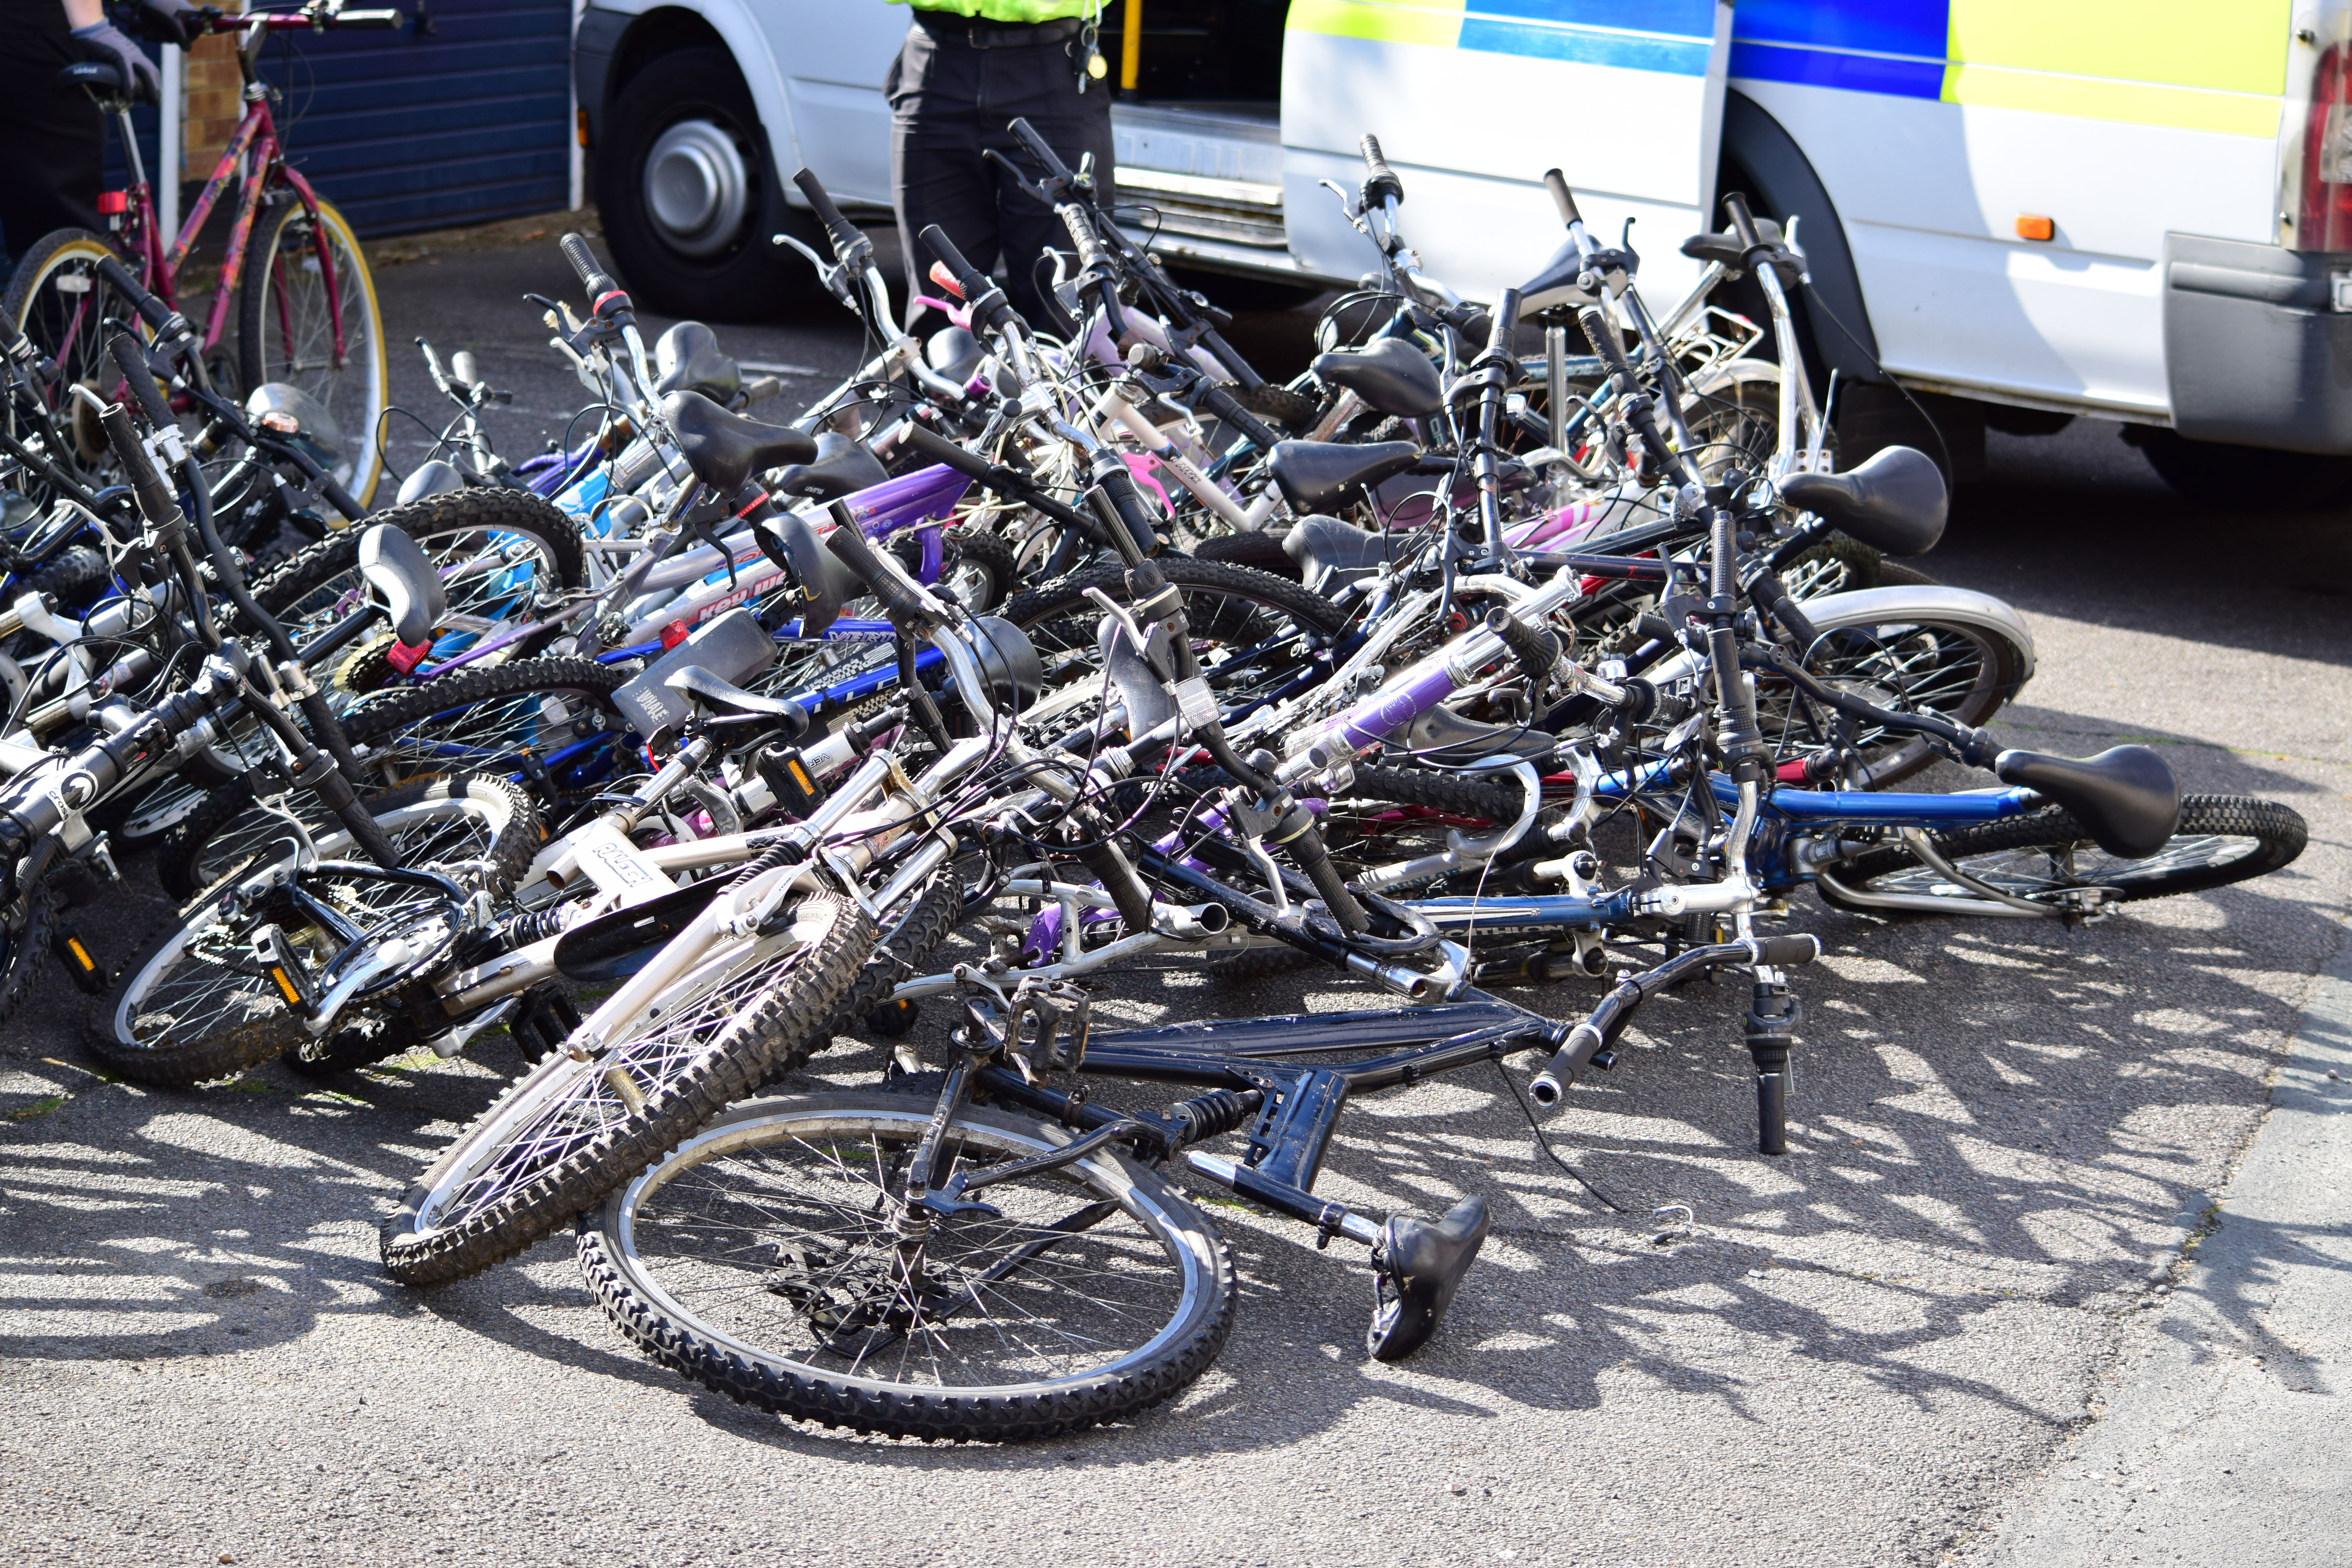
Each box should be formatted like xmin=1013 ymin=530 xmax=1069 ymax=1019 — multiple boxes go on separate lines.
xmin=597 ymin=46 xmax=822 ymax=321
xmin=2127 ymin=426 xmax=2352 ymax=510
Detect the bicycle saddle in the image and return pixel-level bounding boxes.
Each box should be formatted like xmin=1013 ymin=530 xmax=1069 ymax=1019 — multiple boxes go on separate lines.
xmin=1517 ymin=238 xmax=1599 ymax=314
xmin=1679 ymin=217 xmax=1797 ymax=283
xmin=1284 ymin=513 xmax=1397 ymax=594
xmin=1993 ymin=744 xmax=2182 ymax=860
xmin=1367 ymin=1196 xmax=1489 ymax=1362
xmin=662 ymin=390 xmax=816 ymax=492
xmin=652 ymin=321 xmax=740 ymax=403
xmin=1266 ymin=439 xmax=1420 ymax=515
xmin=394 ymin=458 xmax=466 ymax=505
xmin=771 ymin=430 xmax=889 ymax=502
xmin=357 ymin=524 xmax=447 ymax=647
xmin=943 ymin=615 xmax=1044 ymax=717
xmin=926 ymin=325 xmax=985 ymax=386
xmin=756 ymin=509 xmax=862 ymax=637
xmin=1393 ymin=702 xmax=1554 ymax=764
xmin=1778 ymin=444 xmax=1947 ymax=557
xmin=57 ymin=61 xmax=137 ymax=106
xmin=1310 ymin=338 xmax=1443 ymax=419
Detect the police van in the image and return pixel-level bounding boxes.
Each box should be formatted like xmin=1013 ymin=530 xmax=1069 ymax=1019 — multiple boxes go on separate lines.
xmin=572 ymin=1 xmax=2352 ymax=496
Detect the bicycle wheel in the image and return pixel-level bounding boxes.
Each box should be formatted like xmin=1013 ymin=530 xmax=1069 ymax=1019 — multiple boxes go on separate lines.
xmin=578 ymin=1092 xmax=1237 ymax=1441
xmin=1822 ymin=795 xmax=2307 ymax=909
xmin=1756 ymin=592 xmax=2033 ymax=787
xmin=379 ymin=891 xmax=874 ymax=1286
xmin=243 ymin=481 xmax=586 ymax=673
xmin=0 ymin=874 xmax=54 ymax=1032
xmin=2 ymin=229 xmax=156 ymax=481
xmin=94 ymin=775 xmax=540 ymax=1087
xmin=239 ymin=196 xmax=388 ymax=508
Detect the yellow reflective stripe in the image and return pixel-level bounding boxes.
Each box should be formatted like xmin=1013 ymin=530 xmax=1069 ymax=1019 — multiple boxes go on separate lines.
xmin=1942 ymin=62 xmax=2282 ymax=138
xmin=1945 ymin=0 xmax=2288 ymax=97
xmin=1287 ymin=0 xmax=1464 ymax=49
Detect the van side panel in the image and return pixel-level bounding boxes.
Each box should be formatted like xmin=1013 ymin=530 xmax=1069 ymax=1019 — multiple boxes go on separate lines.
xmin=1281 ymin=1 xmax=1731 ymax=310
xmin=1729 ymin=0 xmax=2287 ymax=417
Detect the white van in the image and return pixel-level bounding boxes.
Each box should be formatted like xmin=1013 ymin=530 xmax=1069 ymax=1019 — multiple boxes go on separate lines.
xmin=573 ymin=1 xmax=2352 ymax=496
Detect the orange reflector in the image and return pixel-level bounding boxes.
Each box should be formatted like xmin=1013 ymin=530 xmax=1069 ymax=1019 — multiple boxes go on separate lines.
xmin=577 ymin=108 xmax=590 ymax=149
xmin=66 ymin=938 xmax=95 ymax=972
xmin=2015 ymin=215 xmax=2054 ymax=241
xmin=787 ymin=756 xmax=814 ymax=794
xmin=270 ymin=967 xmax=302 ymax=1007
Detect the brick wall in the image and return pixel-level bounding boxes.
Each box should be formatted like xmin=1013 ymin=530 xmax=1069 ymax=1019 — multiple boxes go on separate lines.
xmin=182 ymin=4 xmax=244 ymax=181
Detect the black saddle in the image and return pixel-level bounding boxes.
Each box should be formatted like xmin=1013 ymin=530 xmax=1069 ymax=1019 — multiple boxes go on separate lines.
xmin=58 ymin=61 xmax=139 ymax=105
xmin=1283 ymin=513 xmax=1396 ymax=594
xmin=926 ymin=325 xmax=985 ymax=386
xmin=357 ymin=524 xmax=447 ymax=646
xmin=1517 ymin=238 xmax=1599 ymax=315
xmin=1994 ymin=745 xmax=2181 ymax=861
xmin=653 ymin=321 xmax=740 ymax=403
xmin=772 ymin=430 xmax=889 ymax=502
xmin=756 ymin=509 xmax=863 ymax=638
xmin=662 ymin=390 xmax=815 ymax=493
xmin=1778 ymin=444 xmax=1947 ymax=557
xmin=1367 ymin=1196 xmax=1489 ymax=1361
xmin=1311 ymin=338 xmax=1443 ymax=419
xmin=1679 ymin=217 xmax=1796 ymax=283
xmin=1266 ymin=439 xmax=1421 ymax=516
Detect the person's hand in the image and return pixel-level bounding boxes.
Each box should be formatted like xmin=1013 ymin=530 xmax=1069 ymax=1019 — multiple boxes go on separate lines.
xmin=126 ymin=0 xmax=201 ymax=47
xmin=70 ymin=19 xmax=162 ymax=103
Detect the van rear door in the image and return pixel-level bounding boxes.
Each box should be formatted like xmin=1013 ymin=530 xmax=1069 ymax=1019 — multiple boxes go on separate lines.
xmin=1280 ymin=1 xmax=1733 ymax=311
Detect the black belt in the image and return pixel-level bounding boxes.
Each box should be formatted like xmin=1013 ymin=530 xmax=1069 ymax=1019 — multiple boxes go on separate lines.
xmin=914 ymin=12 xmax=1084 ymax=49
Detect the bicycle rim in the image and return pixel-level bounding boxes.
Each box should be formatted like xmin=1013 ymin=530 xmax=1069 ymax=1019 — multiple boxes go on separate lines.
xmin=241 ymin=198 xmax=387 ymax=507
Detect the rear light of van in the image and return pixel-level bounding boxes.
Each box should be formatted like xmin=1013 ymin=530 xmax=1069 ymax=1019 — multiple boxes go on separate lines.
xmin=2294 ymin=44 xmax=2352 ymax=250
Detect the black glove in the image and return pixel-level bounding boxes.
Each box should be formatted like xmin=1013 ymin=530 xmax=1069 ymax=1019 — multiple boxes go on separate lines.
xmin=125 ymin=0 xmax=202 ymax=47
xmin=70 ymin=20 xmax=161 ymax=105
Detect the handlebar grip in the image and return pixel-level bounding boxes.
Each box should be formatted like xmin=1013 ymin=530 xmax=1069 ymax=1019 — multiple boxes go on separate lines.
xmin=107 ymin=332 xmax=176 ymax=434
xmin=559 ymin=232 xmax=620 ymax=301
xmin=1749 ymin=935 xmax=1820 ymax=968
xmin=1009 ymin=116 xmax=1078 ymax=184
xmin=332 ymin=9 xmax=405 ymax=26
xmin=791 ymin=167 xmax=866 ymax=256
xmin=1526 ymin=1023 xmax=1606 ymax=1107
xmin=1481 ymin=606 xmax=1560 ymax=686
xmin=1576 ymin=305 xmax=1635 ymax=386
xmin=1722 ymin=192 xmax=1763 ymax=251
xmin=1061 ymin=204 xmax=1109 ymax=273
xmin=1543 ymin=169 xmax=1581 ymax=228
xmin=97 ymin=401 xmax=180 ymax=533
xmin=450 ymin=349 xmax=478 ymax=389
xmin=919 ymin=225 xmax=993 ymax=310
xmin=1085 ymin=480 xmax=1153 ymax=570
xmin=897 ymin=421 xmax=1004 ymax=486
xmin=1485 ymin=287 xmax=1522 ymax=360
xmin=822 ymin=501 xmax=950 ymax=629
xmin=1359 ymin=134 xmax=1404 ymax=208
xmin=95 ymin=255 xmax=176 ymax=333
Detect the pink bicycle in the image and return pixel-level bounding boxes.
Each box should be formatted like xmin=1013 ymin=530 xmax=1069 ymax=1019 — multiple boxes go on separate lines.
xmin=2 ymin=0 xmax=399 ymax=506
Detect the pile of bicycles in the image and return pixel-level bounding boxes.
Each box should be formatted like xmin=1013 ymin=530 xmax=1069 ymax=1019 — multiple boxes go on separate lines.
xmin=0 ymin=116 xmax=2306 ymax=1443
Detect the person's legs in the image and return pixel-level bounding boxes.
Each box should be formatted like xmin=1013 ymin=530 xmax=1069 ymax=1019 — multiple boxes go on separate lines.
xmin=891 ymin=25 xmax=1001 ymax=336
xmin=0 ymin=17 xmax=107 ymax=274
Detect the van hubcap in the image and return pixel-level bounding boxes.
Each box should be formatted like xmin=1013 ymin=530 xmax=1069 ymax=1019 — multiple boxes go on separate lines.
xmin=644 ymin=119 xmax=750 ymax=258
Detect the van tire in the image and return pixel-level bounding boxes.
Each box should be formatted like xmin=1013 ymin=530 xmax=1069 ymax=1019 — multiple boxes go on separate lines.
xmin=596 ymin=46 xmax=822 ymax=321
xmin=2127 ymin=426 xmax=2352 ymax=510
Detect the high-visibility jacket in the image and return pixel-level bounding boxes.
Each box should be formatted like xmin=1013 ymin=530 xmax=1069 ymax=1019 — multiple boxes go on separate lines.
xmin=891 ymin=0 xmax=1088 ymax=24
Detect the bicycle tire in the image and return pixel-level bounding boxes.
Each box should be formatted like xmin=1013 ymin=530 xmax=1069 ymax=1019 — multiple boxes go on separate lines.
xmin=576 ymin=1093 xmax=1237 ymax=1441
xmin=156 ymin=657 xmax=618 ymax=900
xmin=1 ymin=230 xmax=155 ymax=480
xmin=1822 ymin=794 xmax=2308 ymax=908
xmin=93 ymin=774 xmax=540 ymax=1087
xmin=0 ymin=875 xmax=54 ymax=1033
xmin=241 ymin=486 xmax=587 ymax=663
xmin=379 ymin=891 xmax=875 ymax=1287
xmin=239 ymin=196 xmax=388 ymax=509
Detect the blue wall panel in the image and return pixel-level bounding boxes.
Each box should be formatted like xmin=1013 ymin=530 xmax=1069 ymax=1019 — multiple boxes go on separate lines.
xmin=259 ymin=0 xmax=572 ymax=236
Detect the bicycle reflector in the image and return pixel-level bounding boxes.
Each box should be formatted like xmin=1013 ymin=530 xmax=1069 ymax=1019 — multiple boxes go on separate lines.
xmin=96 ymin=191 xmax=127 ymax=216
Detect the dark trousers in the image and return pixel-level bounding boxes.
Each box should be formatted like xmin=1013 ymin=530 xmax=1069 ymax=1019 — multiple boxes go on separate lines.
xmin=0 ymin=0 xmax=106 ymax=274
xmin=888 ymin=16 xmax=1115 ymax=335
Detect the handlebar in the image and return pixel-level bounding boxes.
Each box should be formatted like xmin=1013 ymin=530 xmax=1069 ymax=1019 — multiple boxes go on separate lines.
xmin=1483 ymin=286 xmax=1522 ymax=363
xmin=1482 ymin=606 xmax=1559 ymax=687
xmin=1543 ymin=168 xmax=1581 ymax=229
xmin=96 ymin=256 xmax=179 ymax=335
xmin=107 ymin=332 xmax=178 ymax=435
xmin=822 ymin=502 xmax=953 ymax=630
xmin=920 ymin=225 xmax=1021 ymax=332
xmin=1010 ymin=117 xmax=1079 ymax=187
xmin=560 ymin=232 xmax=623 ymax=309
xmin=1722 ymin=192 xmax=1764 ymax=252
xmin=1359 ymin=134 xmax=1403 ymax=209
xmin=97 ymin=395 xmax=183 ymax=546
xmin=790 ymin=167 xmax=868 ymax=262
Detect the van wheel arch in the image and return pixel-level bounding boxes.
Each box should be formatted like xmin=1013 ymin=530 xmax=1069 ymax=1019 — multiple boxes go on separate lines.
xmin=1715 ymin=91 xmax=1881 ymax=387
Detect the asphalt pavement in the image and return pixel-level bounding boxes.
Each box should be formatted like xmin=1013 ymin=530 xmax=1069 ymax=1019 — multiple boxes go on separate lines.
xmin=0 ymin=225 xmax=2347 ymax=1568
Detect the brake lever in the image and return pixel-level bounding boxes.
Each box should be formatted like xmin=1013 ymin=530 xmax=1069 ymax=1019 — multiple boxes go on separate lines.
xmin=772 ymin=232 xmax=859 ymax=309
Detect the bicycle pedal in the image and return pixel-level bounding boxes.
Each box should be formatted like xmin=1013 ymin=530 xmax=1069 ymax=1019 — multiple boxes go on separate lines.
xmin=49 ymin=921 xmax=108 ymax=995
